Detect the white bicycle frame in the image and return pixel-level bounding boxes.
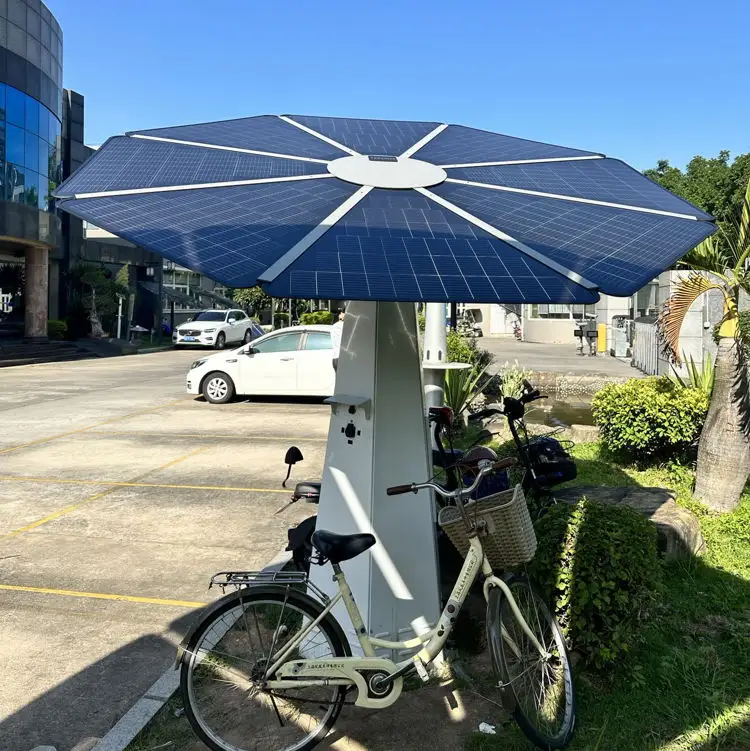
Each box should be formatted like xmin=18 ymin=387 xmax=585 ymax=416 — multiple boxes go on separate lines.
xmin=265 ymin=466 xmax=547 ymax=708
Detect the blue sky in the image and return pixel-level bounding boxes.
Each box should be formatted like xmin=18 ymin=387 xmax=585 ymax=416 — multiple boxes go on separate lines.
xmin=47 ymin=0 xmax=747 ymax=171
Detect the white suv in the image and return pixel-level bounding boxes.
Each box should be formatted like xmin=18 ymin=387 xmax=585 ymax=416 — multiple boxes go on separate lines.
xmin=173 ymin=309 xmax=263 ymax=350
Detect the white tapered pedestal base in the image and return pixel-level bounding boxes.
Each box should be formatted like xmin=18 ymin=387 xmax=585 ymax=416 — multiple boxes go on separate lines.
xmin=310 ymin=301 xmax=440 ymax=657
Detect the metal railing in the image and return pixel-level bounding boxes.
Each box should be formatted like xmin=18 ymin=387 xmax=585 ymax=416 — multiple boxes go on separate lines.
xmin=632 ymin=321 xmax=659 ymax=375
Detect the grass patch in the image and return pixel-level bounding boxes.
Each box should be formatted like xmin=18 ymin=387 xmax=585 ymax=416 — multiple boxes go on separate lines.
xmin=466 ymin=442 xmax=750 ymax=750
xmin=124 ymin=693 xmax=197 ymax=751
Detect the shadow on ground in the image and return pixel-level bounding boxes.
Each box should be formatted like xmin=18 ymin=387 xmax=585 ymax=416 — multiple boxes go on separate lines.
xmin=3 ymin=458 xmax=749 ymax=751
xmin=0 ymin=610 xmax=198 ymax=751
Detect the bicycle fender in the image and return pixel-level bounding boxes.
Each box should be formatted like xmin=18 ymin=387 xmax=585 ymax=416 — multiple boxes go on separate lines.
xmin=174 ymin=584 xmax=351 ymax=668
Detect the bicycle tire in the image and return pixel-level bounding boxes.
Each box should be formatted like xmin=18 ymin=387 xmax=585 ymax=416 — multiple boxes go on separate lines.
xmin=180 ymin=585 xmax=350 ymax=751
xmin=487 ymin=574 xmax=575 ymax=749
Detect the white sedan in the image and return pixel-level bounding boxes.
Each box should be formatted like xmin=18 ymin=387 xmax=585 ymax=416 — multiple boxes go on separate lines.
xmin=186 ymin=325 xmax=335 ymax=403
xmin=173 ymin=309 xmax=264 ymax=349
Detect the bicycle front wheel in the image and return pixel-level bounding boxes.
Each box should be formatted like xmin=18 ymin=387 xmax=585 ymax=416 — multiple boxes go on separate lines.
xmin=180 ymin=586 xmax=350 ymax=751
xmin=487 ymin=574 xmax=575 ymax=749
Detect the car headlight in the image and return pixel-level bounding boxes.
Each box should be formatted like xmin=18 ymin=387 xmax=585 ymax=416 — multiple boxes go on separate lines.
xmin=203 ymin=328 xmax=217 ymax=333
xmin=191 ymin=358 xmax=208 ymax=370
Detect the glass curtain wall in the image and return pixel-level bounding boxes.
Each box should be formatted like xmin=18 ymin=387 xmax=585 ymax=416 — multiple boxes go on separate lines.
xmin=0 ymin=82 xmax=62 ymax=211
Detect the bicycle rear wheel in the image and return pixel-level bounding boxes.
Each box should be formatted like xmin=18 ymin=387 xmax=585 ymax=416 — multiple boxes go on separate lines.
xmin=487 ymin=574 xmax=575 ymax=749
xmin=180 ymin=586 xmax=350 ymax=751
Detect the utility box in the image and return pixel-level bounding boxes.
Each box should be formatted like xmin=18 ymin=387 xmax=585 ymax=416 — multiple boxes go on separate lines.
xmin=610 ymin=326 xmax=629 ymax=358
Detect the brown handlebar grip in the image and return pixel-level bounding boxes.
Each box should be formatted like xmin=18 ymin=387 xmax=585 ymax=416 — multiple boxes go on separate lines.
xmin=493 ymin=457 xmax=518 ymax=470
xmin=387 ymin=484 xmax=415 ymax=496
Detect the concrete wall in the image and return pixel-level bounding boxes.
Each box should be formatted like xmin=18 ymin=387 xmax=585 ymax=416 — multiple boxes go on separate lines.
xmin=656 ymin=270 xmax=720 ymax=377
xmin=523 ymin=317 xmax=577 ymax=343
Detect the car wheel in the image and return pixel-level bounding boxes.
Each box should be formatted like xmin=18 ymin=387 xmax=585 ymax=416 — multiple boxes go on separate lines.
xmin=214 ymin=332 xmax=226 ymax=350
xmin=202 ymin=372 xmax=235 ymax=404
xmin=243 ymin=328 xmax=253 ymax=344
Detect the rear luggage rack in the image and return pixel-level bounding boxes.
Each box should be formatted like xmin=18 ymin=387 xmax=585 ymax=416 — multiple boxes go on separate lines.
xmin=209 ymin=569 xmax=330 ymax=602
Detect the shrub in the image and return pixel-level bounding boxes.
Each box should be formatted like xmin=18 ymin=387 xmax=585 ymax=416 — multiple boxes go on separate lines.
xmin=592 ymin=377 xmax=708 ymax=459
xmin=47 ymin=319 xmax=67 ymax=340
xmin=273 ymin=312 xmax=290 ymax=327
xmin=299 ymin=310 xmax=333 ymax=325
xmin=444 ymin=362 xmax=489 ymax=417
xmin=529 ymin=499 xmax=662 ymax=668
xmin=446 ymin=330 xmax=493 ymax=369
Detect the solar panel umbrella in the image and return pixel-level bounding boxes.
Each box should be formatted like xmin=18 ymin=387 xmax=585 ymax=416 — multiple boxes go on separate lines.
xmin=54 ymin=115 xmax=714 ymax=304
xmin=54 ymin=116 xmax=715 ymax=651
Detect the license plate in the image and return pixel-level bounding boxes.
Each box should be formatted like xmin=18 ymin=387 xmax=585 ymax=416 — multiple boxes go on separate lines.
xmin=183 ymin=336 xmax=197 ymax=342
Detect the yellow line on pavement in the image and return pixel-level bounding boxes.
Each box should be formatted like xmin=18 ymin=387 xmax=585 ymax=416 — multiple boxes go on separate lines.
xmin=2 ymin=447 xmax=210 ymax=539
xmin=0 ymin=475 xmax=289 ymax=494
xmin=86 ymin=430 xmax=327 ymax=442
xmin=0 ymin=584 xmax=206 ymax=608
xmin=0 ymin=397 xmax=193 ymax=456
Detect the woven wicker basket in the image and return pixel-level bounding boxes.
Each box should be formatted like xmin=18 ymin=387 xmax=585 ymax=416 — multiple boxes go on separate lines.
xmin=438 ymin=484 xmax=537 ymax=569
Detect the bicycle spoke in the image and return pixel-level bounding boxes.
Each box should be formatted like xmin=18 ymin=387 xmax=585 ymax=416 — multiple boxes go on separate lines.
xmin=183 ymin=594 xmax=345 ymax=751
xmin=490 ymin=578 xmax=574 ymax=747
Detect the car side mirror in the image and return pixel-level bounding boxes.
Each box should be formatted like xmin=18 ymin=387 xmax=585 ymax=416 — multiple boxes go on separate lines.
xmin=245 ymin=346 xmax=256 ymax=355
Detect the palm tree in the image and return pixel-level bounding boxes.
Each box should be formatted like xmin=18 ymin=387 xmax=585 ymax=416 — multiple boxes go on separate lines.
xmin=658 ymin=177 xmax=750 ymax=512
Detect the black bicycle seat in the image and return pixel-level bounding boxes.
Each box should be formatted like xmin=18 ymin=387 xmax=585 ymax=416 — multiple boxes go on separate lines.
xmin=312 ymin=530 xmax=376 ymax=564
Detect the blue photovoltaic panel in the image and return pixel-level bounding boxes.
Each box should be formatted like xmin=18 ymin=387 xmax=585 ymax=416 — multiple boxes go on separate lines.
xmin=430 ymin=182 xmax=715 ymax=296
xmin=130 ymin=115 xmax=346 ymax=161
xmin=286 ymin=115 xmax=441 ymax=156
xmin=55 ymin=136 xmax=328 ymax=197
xmin=265 ymin=189 xmax=598 ymax=303
xmin=413 ymin=125 xmax=599 ymax=166
xmin=57 ymin=179 xmax=358 ymax=288
xmin=446 ymin=158 xmax=712 ymax=219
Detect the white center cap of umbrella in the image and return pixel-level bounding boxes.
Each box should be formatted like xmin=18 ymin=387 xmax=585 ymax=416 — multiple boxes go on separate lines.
xmin=327 ymin=155 xmax=447 ymax=189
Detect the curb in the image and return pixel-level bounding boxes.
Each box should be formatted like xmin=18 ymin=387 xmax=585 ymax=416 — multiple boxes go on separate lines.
xmin=90 ymin=547 xmax=292 ymax=751
xmin=135 ymin=346 xmax=174 ymax=355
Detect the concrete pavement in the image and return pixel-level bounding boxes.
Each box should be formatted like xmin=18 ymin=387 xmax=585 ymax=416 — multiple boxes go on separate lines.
xmin=0 ymin=350 xmax=330 ymax=751
xmin=482 ymin=336 xmax=639 ymax=378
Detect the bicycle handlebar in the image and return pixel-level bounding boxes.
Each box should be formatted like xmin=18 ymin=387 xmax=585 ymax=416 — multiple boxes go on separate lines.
xmin=386 ymin=457 xmax=517 ymax=498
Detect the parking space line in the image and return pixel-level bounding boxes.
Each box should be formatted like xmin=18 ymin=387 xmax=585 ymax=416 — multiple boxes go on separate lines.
xmin=86 ymin=430 xmax=327 ymax=442
xmin=0 ymin=475 xmax=289 ymax=494
xmin=0 ymin=583 xmax=206 ymax=608
xmin=0 ymin=397 xmax=193 ymax=456
xmin=2 ymin=447 xmax=210 ymax=539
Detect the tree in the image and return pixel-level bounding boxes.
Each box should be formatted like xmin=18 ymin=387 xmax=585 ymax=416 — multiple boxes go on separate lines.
xmin=70 ymin=264 xmax=128 ymax=339
xmin=233 ymin=286 xmax=270 ymax=317
xmin=645 ymin=151 xmax=750 ymax=224
xmin=657 ymin=176 xmax=750 ymax=512
xmin=115 ymin=263 xmax=131 ymax=290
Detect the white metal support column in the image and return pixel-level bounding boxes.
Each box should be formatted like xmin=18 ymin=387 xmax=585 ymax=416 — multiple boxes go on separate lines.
xmin=310 ymin=301 xmax=440 ymax=656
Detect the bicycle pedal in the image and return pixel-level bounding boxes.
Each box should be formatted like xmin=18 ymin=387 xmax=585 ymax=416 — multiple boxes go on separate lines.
xmin=413 ymin=656 xmax=429 ymax=683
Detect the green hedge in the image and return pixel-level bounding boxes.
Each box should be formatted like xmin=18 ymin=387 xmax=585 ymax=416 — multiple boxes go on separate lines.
xmin=529 ymin=499 xmax=662 ymax=668
xmin=299 ymin=310 xmax=333 ymax=325
xmin=47 ymin=319 xmax=68 ymax=340
xmin=592 ymin=377 xmax=708 ymax=459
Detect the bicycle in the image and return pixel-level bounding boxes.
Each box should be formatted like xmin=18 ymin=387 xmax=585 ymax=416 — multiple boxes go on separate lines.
xmin=469 ymin=380 xmax=577 ymax=513
xmin=177 ymin=459 xmax=576 ymax=751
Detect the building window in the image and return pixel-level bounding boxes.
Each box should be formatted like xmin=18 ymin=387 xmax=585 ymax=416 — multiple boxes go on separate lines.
xmin=529 ymin=303 xmax=596 ymax=320
xmin=6 ymin=123 xmax=24 ymax=166
xmin=24 ymin=129 xmax=38 ymax=171
xmin=6 ymin=86 xmax=24 ymax=127
xmin=0 ymin=85 xmax=62 ymax=214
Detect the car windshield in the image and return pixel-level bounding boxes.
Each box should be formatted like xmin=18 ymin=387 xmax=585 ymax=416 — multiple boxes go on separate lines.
xmin=193 ymin=312 xmax=226 ymax=322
